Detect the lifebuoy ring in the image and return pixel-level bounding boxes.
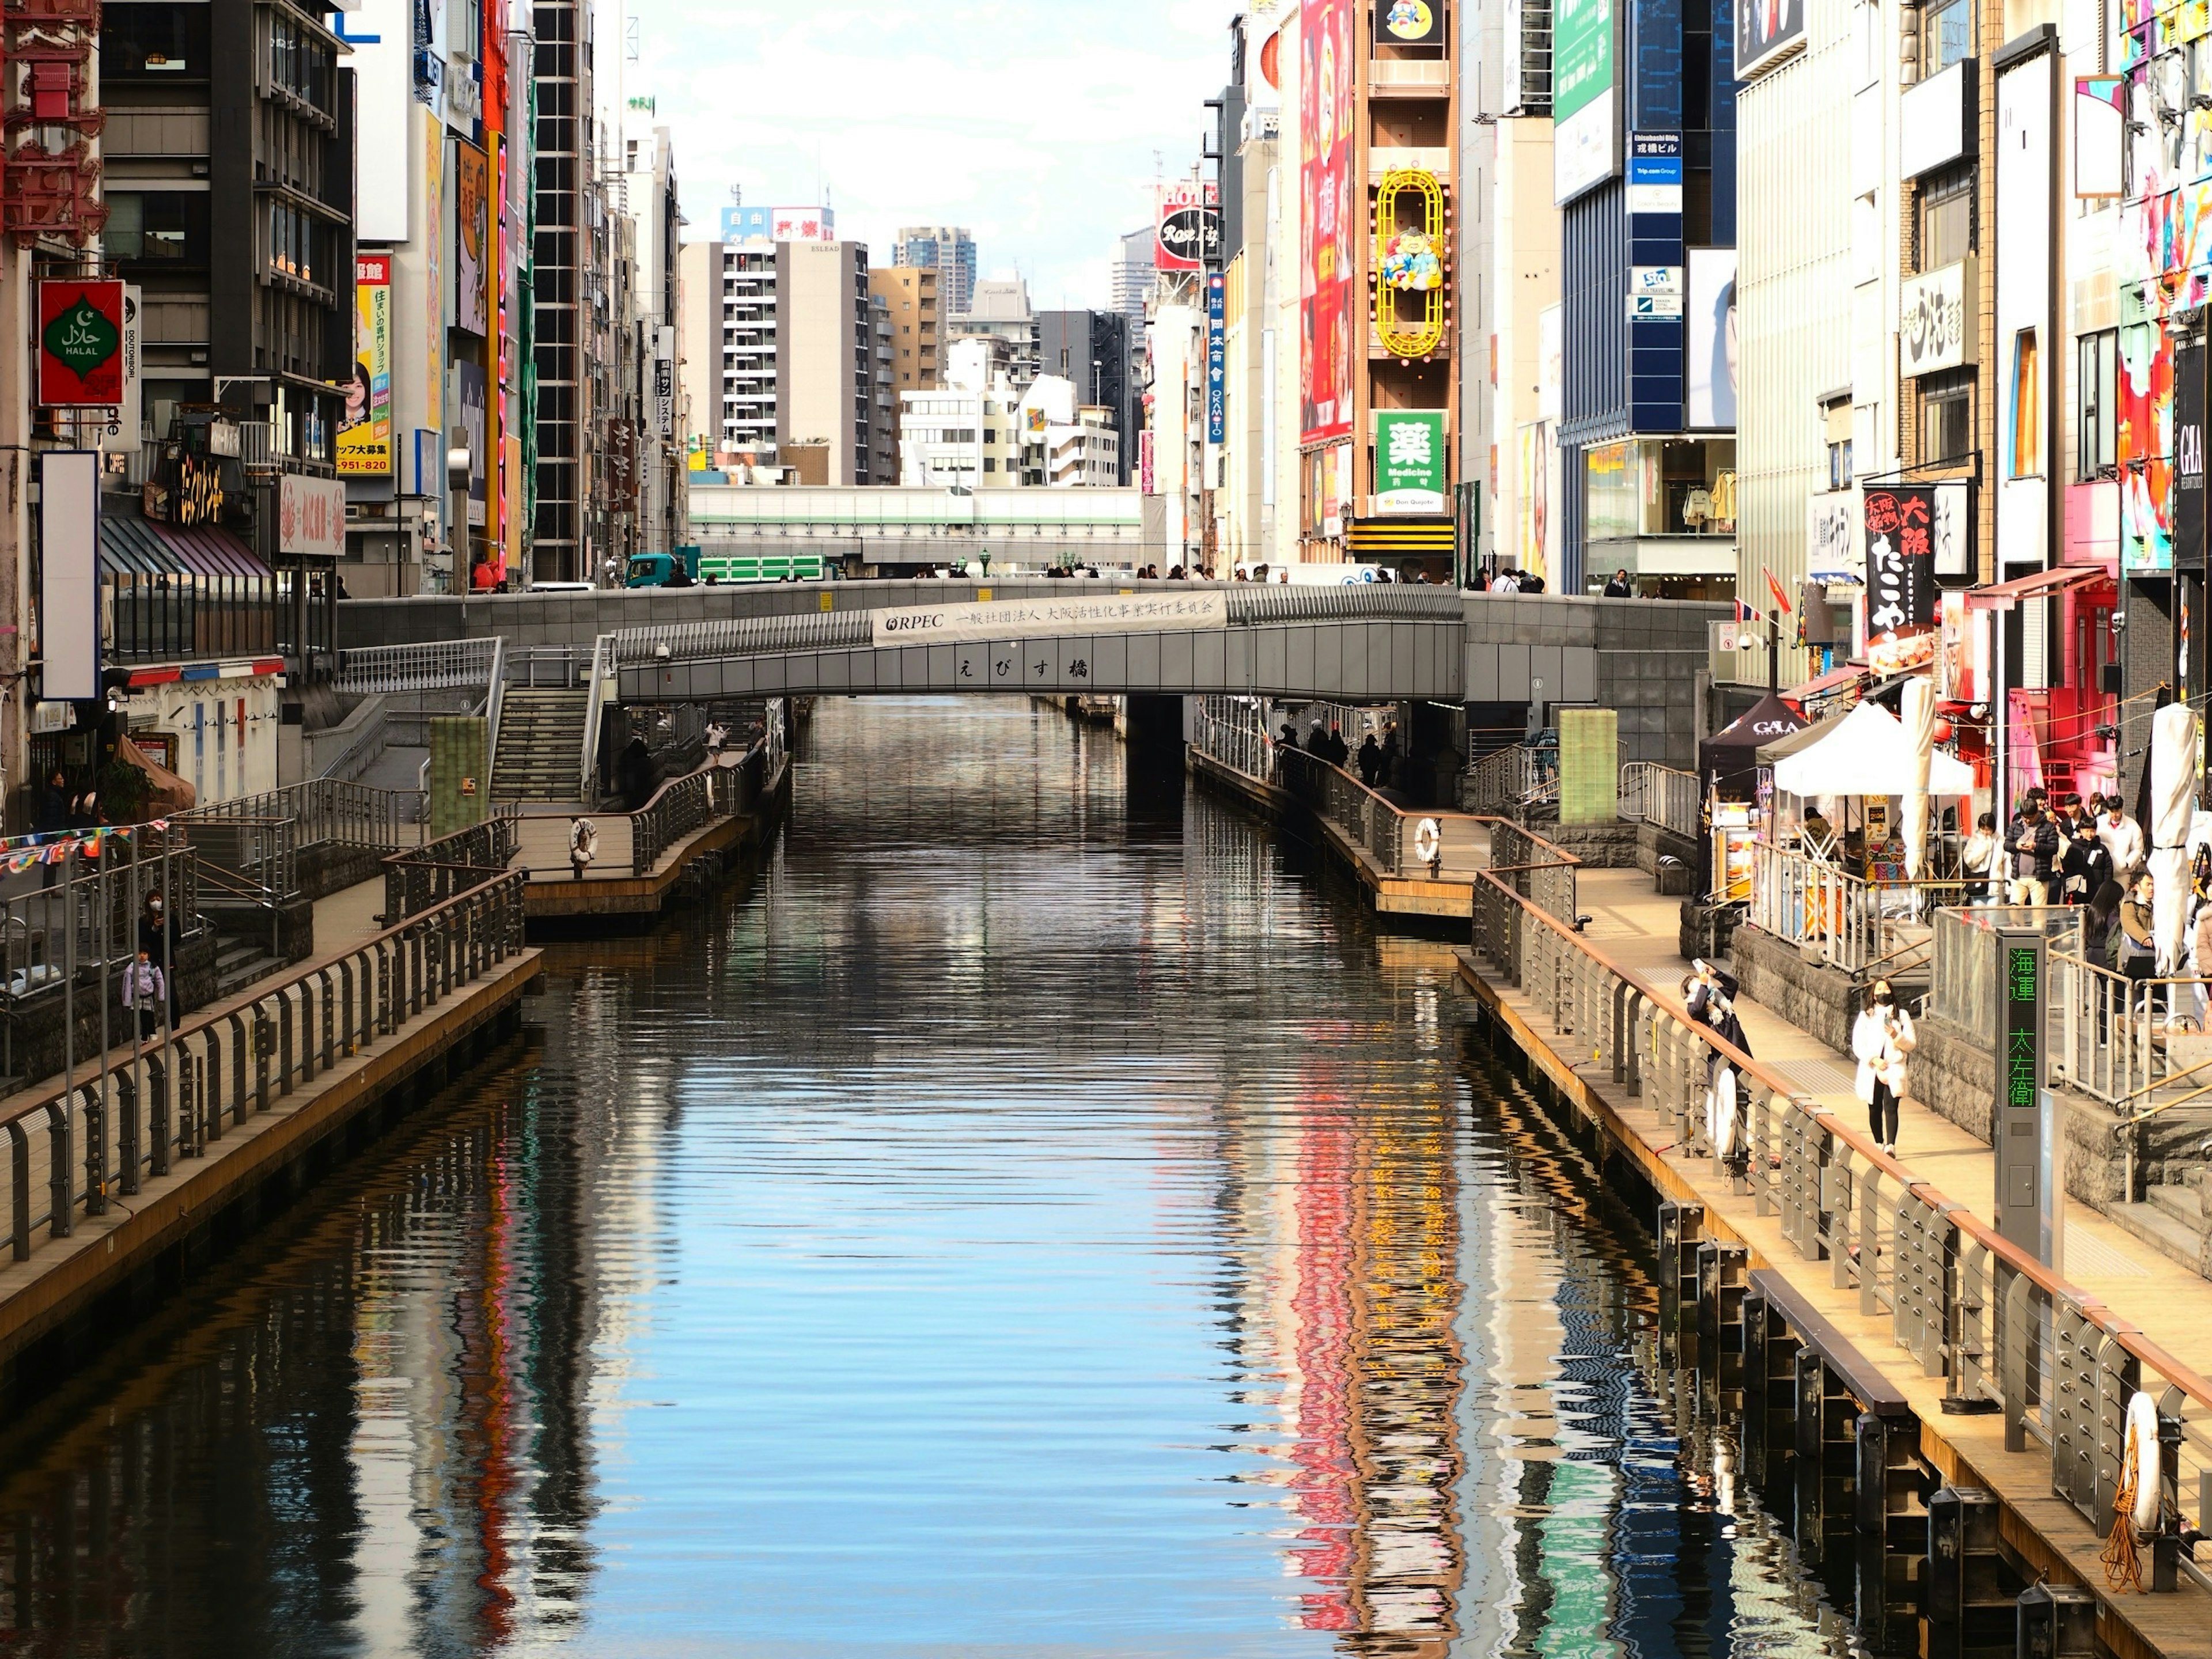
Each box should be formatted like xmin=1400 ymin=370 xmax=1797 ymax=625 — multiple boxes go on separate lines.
xmin=1713 ymin=1067 xmax=1740 ymax=1157
xmin=1415 ymin=817 xmax=1443 ymax=864
xmin=2127 ymin=1391 xmax=2161 ymax=1536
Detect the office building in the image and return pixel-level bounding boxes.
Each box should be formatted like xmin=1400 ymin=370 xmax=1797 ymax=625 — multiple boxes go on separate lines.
xmin=894 ymin=225 xmax=978 ymax=315
xmin=871 ymin=267 xmax=945 ymax=391
xmin=1038 ymin=310 xmax=1134 ymax=483
xmin=950 ymin=277 xmax=1041 ymax=391
xmin=1111 ymin=228 xmax=1157 ymax=320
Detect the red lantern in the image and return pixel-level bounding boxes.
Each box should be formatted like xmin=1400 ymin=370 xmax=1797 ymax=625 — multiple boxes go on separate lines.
xmin=1933 ymin=718 xmax=1953 ymax=742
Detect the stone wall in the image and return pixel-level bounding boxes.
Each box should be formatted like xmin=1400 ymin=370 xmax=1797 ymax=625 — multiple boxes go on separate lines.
xmin=1512 ymin=809 xmax=1638 ymax=869
xmin=1636 ymin=820 xmax=1701 ymax=878
xmin=1729 ymin=923 xmax=1858 ymax=1055
xmin=1912 ymin=1014 xmax=2125 ymax=1210
xmin=0 ymin=930 xmax=219 ymax=1088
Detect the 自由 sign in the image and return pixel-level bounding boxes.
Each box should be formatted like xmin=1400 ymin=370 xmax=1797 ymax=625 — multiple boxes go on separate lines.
xmin=1373 ymin=410 xmax=1448 ymax=515
xmin=38 ymin=281 xmax=126 ymax=407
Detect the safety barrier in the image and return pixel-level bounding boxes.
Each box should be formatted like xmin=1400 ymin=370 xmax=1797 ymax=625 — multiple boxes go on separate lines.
xmin=630 ymin=747 xmax=766 ymax=876
xmin=1619 ymin=761 xmax=1700 ymax=839
xmin=0 ymin=872 xmax=528 ymax=1266
xmin=335 ymin=638 xmax=502 ymax=695
xmin=1463 ymin=743 xmax=1547 ymax=814
xmin=1474 ymin=869 xmax=2212 ymax=1588
xmin=381 ymin=812 xmax=521 ymax=923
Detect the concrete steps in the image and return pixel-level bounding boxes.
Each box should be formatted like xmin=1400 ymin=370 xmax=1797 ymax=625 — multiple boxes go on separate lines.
xmin=492 ymin=689 xmax=589 ymax=804
xmin=213 ymin=931 xmax=282 ymax=999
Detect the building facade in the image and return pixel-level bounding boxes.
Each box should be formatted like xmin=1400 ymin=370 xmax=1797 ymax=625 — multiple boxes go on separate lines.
xmin=871 ymin=267 xmax=945 ymax=392
xmin=1038 ymin=309 xmax=1135 ymax=482
xmin=950 ymin=278 xmax=1041 ymax=390
xmin=893 ymin=225 xmax=977 ymax=315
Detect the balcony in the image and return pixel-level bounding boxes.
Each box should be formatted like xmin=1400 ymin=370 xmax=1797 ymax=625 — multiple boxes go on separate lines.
xmin=1369 ymin=57 xmax=1452 ymax=94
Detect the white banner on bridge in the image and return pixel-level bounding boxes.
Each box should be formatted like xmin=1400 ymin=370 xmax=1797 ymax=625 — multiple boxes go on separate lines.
xmin=871 ymin=591 xmax=1228 ymax=649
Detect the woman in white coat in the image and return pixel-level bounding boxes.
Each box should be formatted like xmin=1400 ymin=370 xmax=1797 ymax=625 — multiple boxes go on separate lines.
xmin=1851 ymin=979 xmax=1916 ymax=1157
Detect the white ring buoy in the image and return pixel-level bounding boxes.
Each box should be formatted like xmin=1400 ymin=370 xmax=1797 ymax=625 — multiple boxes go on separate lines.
xmin=1415 ymin=817 xmax=1443 ymax=863
xmin=1716 ymin=1069 xmax=1740 ymax=1158
xmin=2127 ymin=1391 xmax=2161 ymax=1535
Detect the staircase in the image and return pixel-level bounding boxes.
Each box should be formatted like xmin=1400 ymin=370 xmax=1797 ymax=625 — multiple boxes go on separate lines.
xmin=491 ymin=688 xmax=590 ymax=804
xmin=213 ymin=929 xmax=283 ymax=999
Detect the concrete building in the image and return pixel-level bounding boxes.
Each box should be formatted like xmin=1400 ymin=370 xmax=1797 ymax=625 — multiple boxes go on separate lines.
xmin=950 ymin=278 xmax=1041 ymax=390
xmin=1110 ymin=227 xmax=1157 ymax=320
xmin=679 ymin=236 xmax=884 ymax=484
xmin=1214 ymin=9 xmax=1283 ymax=567
xmin=619 ymin=111 xmax=688 ymax=557
xmin=893 ymin=225 xmax=978 ymax=315
xmin=1037 ymin=309 xmax=1135 ymax=482
xmin=871 ymin=267 xmax=945 ymax=391
xmin=898 ymin=338 xmax=1027 ymax=488
xmin=531 ymin=0 xmax=604 ymax=582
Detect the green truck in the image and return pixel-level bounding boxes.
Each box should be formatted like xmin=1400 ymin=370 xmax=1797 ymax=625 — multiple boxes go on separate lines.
xmin=626 ymin=548 xmax=830 ymax=588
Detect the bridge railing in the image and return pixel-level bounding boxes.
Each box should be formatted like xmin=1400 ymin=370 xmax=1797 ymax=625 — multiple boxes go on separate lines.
xmin=336 ymin=639 xmax=502 ymax=695
xmin=0 ymin=872 xmax=527 ymax=1266
xmin=1471 ymin=866 xmax=2212 ymax=1575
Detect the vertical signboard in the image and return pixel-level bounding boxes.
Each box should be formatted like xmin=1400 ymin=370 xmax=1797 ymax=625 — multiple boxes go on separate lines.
xmin=340 ymin=253 xmax=394 ymax=475
xmin=1300 ymin=0 xmax=1354 ymax=444
xmin=459 ymin=361 xmax=488 ymax=526
xmin=455 ymin=140 xmax=490 ymax=336
xmin=100 ymin=286 xmax=142 ymax=456
xmin=1994 ymin=929 xmax=2061 ymax=1267
xmin=343 ymin=0 xmax=411 ymax=240
xmin=1376 ymin=410 xmax=1448 ymax=513
xmin=37 ymin=281 xmax=125 ymax=407
xmin=1554 ymin=0 xmax=1618 ymax=202
xmin=39 ymin=452 xmax=99 ymax=702
xmin=1686 ymin=248 xmax=1738 ymax=429
xmin=1206 ymin=272 xmax=1227 ymax=448
xmin=1861 ymin=482 xmax=1941 ymax=673
xmin=2176 ymin=327 xmax=2206 ymax=574
xmin=654 ymin=325 xmax=676 ymax=438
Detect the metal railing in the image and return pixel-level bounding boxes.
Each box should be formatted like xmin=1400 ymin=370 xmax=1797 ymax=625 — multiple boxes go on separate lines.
xmin=381 ymin=812 xmax=521 ymax=923
xmin=482 ymin=635 xmax=509 ymax=771
xmin=177 ymin=779 xmax=416 ymax=857
xmin=1929 ymin=906 xmax=2084 ymax=1040
xmin=0 ymin=872 xmax=528 ymax=1267
xmin=336 ymin=638 xmax=503 ymax=695
xmin=305 ymin=695 xmax=390 ymax=784
xmin=1464 ymin=743 xmax=1548 ymax=813
xmin=1619 ymin=761 xmax=1700 ymax=839
xmin=581 ymin=635 xmax=614 ymax=802
xmin=1748 ymin=842 xmax=1974 ymax=975
xmin=630 ymin=748 xmax=767 ymax=876
xmin=1472 ymin=869 xmax=2212 ymax=1587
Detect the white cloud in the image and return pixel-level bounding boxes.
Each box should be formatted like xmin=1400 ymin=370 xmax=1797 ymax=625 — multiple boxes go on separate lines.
xmin=620 ymin=0 xmax=1249 ymax=307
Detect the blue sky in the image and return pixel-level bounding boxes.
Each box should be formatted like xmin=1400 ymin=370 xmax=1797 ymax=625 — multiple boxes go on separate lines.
xmin=621 ymin=0 xmax=1252 ymax=308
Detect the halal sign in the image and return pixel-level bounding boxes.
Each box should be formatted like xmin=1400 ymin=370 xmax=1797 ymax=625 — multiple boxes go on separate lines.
xmin=37 ymin=281 xmax=125 ymax=407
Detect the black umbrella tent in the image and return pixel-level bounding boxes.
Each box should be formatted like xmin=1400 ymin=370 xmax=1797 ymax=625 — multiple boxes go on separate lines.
xmin=1698 ymin=693 xmax=1809 ymax=796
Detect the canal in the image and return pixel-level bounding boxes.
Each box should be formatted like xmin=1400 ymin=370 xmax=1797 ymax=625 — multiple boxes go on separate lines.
xmin=0 ymin=698 xmax=1853 ymax=1657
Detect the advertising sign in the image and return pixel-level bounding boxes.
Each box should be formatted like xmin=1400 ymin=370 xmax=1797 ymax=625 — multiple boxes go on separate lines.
xmin=37 ymin=281 xmax=124 ymax=407
xmin=278 ymin=474 xmax=347 ymax=558
xmin=2179 ymin=332 xmax=2206 ymax=575
xmin=1554 ymin=0 xmax=1617 ymax=202
xmin=1736 ymin=0 xmax=1807 ymax=79
xmin=1207 ymin=273 xmax=1227 ymax=446
xmin=1861 ymin=483 xmax=1941 ymax=669
xmin=1380 ymin=0 xmax=1445 ymax=45
xmin=2074 ymin=75 xmax=2127 ymax=198
xmin=38 ymin=452 xmax=97 ymax=702
xmin=1687 ymin=248 xmax=1738 ymax=429
xmin=654 ymin=325 xmax=675 ymax=438
xmin=1157 ymin=180 xmax=1222 ymax=273
xmin=872 ymin=592 xmax=1228 ymax=650
xmin=339 ymin=253 xmax=393 ymax=476
xmin=100 ymin=286 xmax=142 ymax=458
xmin=2120 ymin=320 xmax=2173 ymax=573
xmin=344 ymin=0 xmax=410 ymax=240
xmin=1808 ymin=491 xmax=1858 ymax=578
xmin=1300 ymin=0 xmax=1355 ymax=443
xmin=1624 ymin=133 xmax=1684 ymax=214
xmin=455 ymin=140 xmax=490 ymax=336
xmin=1375 ymin=410 xmax=1448 ymax=513
xmin=459 ymin=361 xmax=487 ymax=526
xmin=1901 ymin=260 xmax=1974 ymax=377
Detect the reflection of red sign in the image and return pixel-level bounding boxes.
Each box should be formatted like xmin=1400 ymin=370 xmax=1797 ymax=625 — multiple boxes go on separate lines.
xmin=1299 ymin=0 xmax=1354 ymax=445
xmin=37 ymin=281 xmax=125 ymax=407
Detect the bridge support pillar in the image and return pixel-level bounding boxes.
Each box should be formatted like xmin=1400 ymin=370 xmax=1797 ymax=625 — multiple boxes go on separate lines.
xmin=1121 ymin=696 xmax=1185 ymax=779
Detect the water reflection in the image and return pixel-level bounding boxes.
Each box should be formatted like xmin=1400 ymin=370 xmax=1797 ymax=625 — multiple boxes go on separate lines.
xmin=0 ymin=698 xmax=1849 ymax=1657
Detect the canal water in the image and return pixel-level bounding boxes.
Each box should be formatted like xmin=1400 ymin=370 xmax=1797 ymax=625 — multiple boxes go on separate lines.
xmin=0 ymin=699 xmax=1856 ymax=1658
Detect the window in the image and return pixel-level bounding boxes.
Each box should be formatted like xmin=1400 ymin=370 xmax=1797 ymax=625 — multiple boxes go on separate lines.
xmin=1921 ymin=372 xmax=1973 ymax=467
xmin=983 ymin=457 xmax=997 ymax=472
xmin=2078 ymin=328 xmax=2118 ymax=478
xmin=2010 ymin=328 xmax=2041 ymax=478
xmin=1830 ymin=437 xmax=1854 ymax=490
xmin=1923 ymin=0 xmax=1974 ymax=73
xmin=101 ymin=3 xmax=210 ymax=75
xmin=1918 ymin=173 xmax=1974 ymax=271
xmin=102 ymin=192 xmax=207 ymax=264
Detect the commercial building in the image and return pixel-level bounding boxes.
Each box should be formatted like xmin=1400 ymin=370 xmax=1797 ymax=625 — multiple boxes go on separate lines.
xmin=894 ymin=225 xmax=978 ymax=315
xmin=898 ymin=338 xmax=1028 ymax=488
xmin=530 ymin=0 xmax=601 ymax=582
xmin=619 ymin=109 xmax=688 ymax=557
xmin=1038 ymin=309 xmax=1135 ymax=482
xmin=871 ymin=267 xmax=945 ymax=391
xmin=1110 ymin=228 xmax=1157 ymax=320
xmin=952 ymin=277 xmax=1041 ymax=389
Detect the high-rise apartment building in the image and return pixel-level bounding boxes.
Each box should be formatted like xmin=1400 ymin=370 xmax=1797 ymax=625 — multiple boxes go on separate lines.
xmin=894 ymin=225 xmax=978 ymax=315
xmin=1038 ymin=310 xmax=1134 ymax=484
xmin=951 ymin=277 xmax=1041 ymax=391
xmin=678 ymin=238 xmax=884 ymax=483
xmin=870 ymin=268 xmax=945 ymax=391
xmin=1111 ymin=228 xmax=1157 ymax=320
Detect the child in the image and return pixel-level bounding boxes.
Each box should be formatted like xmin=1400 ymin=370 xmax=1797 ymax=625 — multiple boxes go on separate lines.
xmin=123 ymin=948 xmax=166 ymax=1040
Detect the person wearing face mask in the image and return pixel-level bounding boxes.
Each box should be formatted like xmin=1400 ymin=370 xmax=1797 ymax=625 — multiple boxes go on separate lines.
xmin=137 ymin=888 xmax=179 ymax=1025
xmin=1852 ymin=980 xmax=1916 ymax=1157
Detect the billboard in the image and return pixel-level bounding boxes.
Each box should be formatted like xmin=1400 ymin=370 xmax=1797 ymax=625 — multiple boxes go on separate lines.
xmin=1517 ymin=422 xmax=1555 ymax=581
xmin=339 ymin=253 xmax=393 ymax=476
xmin=720 ymin=206 xmax=838 ymax=247
xmin=1379 ymin=0 xmax=1445 ymax=46
xmin=1686 ymin=248 xmax=1737 ymax=430
xmin=39 ymin=452 xmax=98 ymax=702
xmin=278 ymin=474 xmax=347 ymax=558
xmin=455 ymin=140 xmax=490 ymax=336
xmin=343 ymin=0 xmax=410 ymax=240
xmin=1554 ymin=0 xmax=1616 ymax=202
xmin=1300 ymin=0 xmax=1354 ymax=444
xmin=1376 ymin=410 xmax=1447 ymax=513
xmin=459 ymin=361 xmax=487 ymax=527
xmin=1157 ymin=180 xmax=1221 ymax=273
xmin=1207 ymin=272 xmax=1226 ymax=445
xmin=1736 ymin=0 xmax=1806 ymax=80
xmin=37 ymin=281 xmax=125 ymax=407
xmin=2120 ymin=320 xmax=2172 ymax=573
xmin=1861 ymin=483 xmax=1942 ymax=673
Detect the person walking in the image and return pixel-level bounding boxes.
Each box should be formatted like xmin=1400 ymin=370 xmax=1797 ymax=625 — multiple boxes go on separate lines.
xmin=1684 ymin=960 xmax=1752 ymax=1162
xmin=567 ymin=817 xmax=599 ymax=882
xmin=2061 ymin=817 xmax=2114 ymax=907
xmin=2120 ymin=872 xmax=2159 ymax=990
xmin=2097 ymin=794 xmax=2145 ymax=877
xmin=1852 ymin=980 xmax=1916 ymax=1157
xmin=1357 ymin=733 xmax=1382 ymax=787
xmin=1380 ymin=723 xmax=1402 ymax=789
xmin=1961 ymin=811 xmax=2002 ymax=905
xmin=122 ymin=948 xmax=165 ymax=1041
xmin=2006 ymin=796 xmax=2061 ymax=905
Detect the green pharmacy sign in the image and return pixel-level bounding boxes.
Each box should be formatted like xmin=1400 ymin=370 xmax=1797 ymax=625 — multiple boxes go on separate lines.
xmin=1374 ymin=410 xmax=1448 ymax=514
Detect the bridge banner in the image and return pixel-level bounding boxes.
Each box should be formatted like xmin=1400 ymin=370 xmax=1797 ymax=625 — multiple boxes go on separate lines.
xmin=872 ymin=592 xmax=1229 ymax=649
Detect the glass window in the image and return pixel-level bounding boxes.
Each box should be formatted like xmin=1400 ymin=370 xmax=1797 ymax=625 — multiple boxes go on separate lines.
xmin=1923 ymin=0 xmax=1974 ymax=72
xmin=1584 ymin=442 xmax=1638 ymax=540
xmin=101 ymin=192 xmax=207 ymax=264
xmin=1921 ymin=374 xmax=1973 ymax=467
xmin=2078 ymin=328 xmax=2118 ymax=478
xmin=1919 ymin=175 xmax=1974 ymax=271
xmin=1830 ymin=438 xmax=1854 ymax=490
xmin=101 ymin=3 xmax=210 ymax=75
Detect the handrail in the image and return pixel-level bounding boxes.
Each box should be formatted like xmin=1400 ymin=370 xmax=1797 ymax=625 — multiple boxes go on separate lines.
xmin=1474 ymin=865 xmax=2212 ymax=1552
xmin=628 ymin=747 xmax=766 ymax=876
xmin=483 ymin=634 xmax=509 ymax=775
xmin=0 ymin=871 xmax=529 ymax=1263
xmin=579 ymin=634 xmax=612 ymax=802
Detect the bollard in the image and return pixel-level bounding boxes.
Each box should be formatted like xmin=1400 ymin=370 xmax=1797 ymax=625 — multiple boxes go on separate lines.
xmin=2014 ymin=1583 xmax=2095 ymax=1659
xmin=1927 ymin=1486 xmax=2014 ymax=1657
xmin=1794 ymin=1348 xmax=1857 ymax=1567
xmin=1743 ymin=1290 xmax=1800 ymax=1495
xmin=1695 ymin=1238 xmax=1748 ymax=1411
xmin=1855 ymin=1411 xmax=1929 ymax=1656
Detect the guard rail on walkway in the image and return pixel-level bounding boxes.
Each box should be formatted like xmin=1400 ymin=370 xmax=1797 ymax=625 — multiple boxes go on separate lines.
xmin=382 ymin=813 xmax=522 ymax=923
xmin=1463 ymin=744 xmax=1548 ymax=814
xmin=1619 ymin=762 xmax=1700 ymax=839
xmin=1928 ymin=906 xmax=2082 ymax=1039
xmin=335 ymin=639 xmax=503 ymax=695
xmin=629 ymin=747 xmax=768 ymax=876
xmin=0 ymin=871 xmax=528 ymax=1263
xmin=1748 ymin=842 xmax=1972 ymax=975
xmin=1472 ymin=869 xmax=2212 ymax=1581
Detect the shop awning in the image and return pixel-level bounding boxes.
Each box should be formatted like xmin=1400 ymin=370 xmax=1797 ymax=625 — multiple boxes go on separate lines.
xmin=1964 ymin=564 xmax=2111 ymax=611
xmin=1762 ymin=698 xmax=1976 ymax=796
xmin=100 ymin=517 xmax=270 ymax=581
xmin=1783 ymin=662 xmax=1868 ymax=702
xmin=1698 ymin=691 xmax=1808 ymax=791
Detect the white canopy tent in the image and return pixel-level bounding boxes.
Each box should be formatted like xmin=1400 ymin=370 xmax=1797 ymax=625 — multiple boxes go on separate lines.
xmin=1764 ymin=699 xmax=1976 ymax=799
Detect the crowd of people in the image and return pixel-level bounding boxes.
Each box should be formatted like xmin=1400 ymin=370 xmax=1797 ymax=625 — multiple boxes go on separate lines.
xmin=1275 ymin=717 xmax=1404 ymax=792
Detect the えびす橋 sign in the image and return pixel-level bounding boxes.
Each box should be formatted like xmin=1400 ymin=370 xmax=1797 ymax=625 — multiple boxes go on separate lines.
xmin=38 ymin=282 xmax=126 ymax=407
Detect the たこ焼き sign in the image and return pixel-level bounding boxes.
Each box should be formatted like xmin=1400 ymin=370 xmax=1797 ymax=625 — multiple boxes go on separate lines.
xmin=38 ymin=282 xmax=125 ymax=407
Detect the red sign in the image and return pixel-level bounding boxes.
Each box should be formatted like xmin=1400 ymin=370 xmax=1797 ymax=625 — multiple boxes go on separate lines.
xmin=38 ymin=281 xmax=126 ymax=407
